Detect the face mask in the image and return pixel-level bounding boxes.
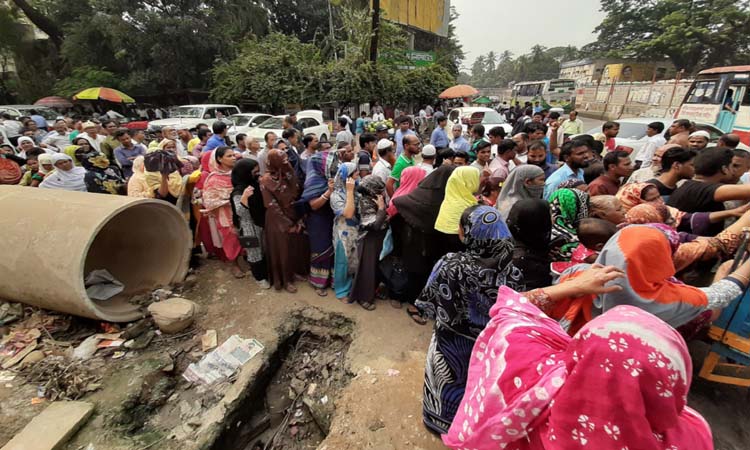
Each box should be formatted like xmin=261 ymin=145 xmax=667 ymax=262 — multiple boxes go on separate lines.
xmin=525 ymin=184 xmax=544 ymax=199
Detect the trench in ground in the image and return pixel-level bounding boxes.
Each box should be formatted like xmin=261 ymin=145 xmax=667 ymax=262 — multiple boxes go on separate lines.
xmin=210 ymin=315 xmax=355 ymax=450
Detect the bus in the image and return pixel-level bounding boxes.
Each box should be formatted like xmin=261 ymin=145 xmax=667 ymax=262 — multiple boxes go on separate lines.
xmin=511 ymin=79 xmax=576 ymax=113
xmin=677 ymin=66 xmax=750 ymax=145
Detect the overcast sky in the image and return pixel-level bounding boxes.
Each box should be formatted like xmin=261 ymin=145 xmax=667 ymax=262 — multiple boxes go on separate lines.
xmin=451 ymin=0 xmax=606 ymax=69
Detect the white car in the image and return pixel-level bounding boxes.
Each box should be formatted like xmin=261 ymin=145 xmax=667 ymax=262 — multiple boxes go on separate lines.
xmin=446 ymin=107 xmax=513 ymax=137
xmin=227 ymin=113 xmax=273 ymax=145
xmin=0 ymin=105 xmax=60 ymax=131
xmin=148 ymin=104 xmax=241 ymax=131
xmin=247 ymin=110 xmax=330 ymax=149
xmin=580 ymin=117 xmax=748 ymax=155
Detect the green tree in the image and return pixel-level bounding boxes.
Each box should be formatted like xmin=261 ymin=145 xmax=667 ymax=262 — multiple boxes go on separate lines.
xmin=592 ymin=0 xmax=750 ymax=72
xmin=211 ymin=34 xmax=326 ymax=110
xmin=53 ymin=66 xmax=123 ymax=97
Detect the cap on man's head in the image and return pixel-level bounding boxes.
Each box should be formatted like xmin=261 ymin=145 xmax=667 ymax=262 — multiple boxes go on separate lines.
xmin=689 ymin=130 xmax=710 ymax=140
xmin=82 ymin=121 xmax=97 ymax=130
xmin=375 ymin=124 xmax=388 ymax=132
xmin=422 ymin=144 xmax=437 ymax=157
xmin=376 ymin=139 xmax=393 ymax=150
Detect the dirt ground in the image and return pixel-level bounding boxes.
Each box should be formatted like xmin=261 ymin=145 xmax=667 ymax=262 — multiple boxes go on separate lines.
xmin=2 ymin=259 xmax=750 ymax=449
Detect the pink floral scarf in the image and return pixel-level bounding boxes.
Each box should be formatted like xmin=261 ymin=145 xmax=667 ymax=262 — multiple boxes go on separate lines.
xmin=443 ymin=286 xmax=713 ymax=450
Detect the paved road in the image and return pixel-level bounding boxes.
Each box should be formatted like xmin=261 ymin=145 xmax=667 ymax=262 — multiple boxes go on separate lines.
xmin=581 ymin=117 xmax=605 ymax=135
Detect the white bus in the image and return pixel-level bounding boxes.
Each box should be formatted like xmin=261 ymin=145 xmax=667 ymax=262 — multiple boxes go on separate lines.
xmin=511 ymin=79 xmax=576 ymax=113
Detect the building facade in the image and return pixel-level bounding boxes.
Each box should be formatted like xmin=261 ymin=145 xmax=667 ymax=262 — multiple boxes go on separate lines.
xmin=560 ymin=58 xmax=675 ymax=85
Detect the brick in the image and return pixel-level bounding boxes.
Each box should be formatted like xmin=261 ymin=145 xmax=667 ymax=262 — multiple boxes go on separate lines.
xmin=2 ymin=401 xmax=94 ymax=450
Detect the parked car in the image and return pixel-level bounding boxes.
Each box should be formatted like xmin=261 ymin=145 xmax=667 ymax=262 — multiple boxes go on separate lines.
xmin=0 ymin=105 xmax=60 ymax=130
xmin=446 ymin=106 xmax=513 ymax=137
xmin=246 ymin=110 xmax=330 ymax=149
xmin=147 ymin=104 xmax=241 ymax=132
xmin=579 ymin=117 xmax=748 ymax=155
xmin=227 ymin=113 xmax=273 ymax=145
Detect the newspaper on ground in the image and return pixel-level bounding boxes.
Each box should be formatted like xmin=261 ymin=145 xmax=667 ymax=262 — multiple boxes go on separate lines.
xmin=182 ymin=335 xmax=263 ymax=384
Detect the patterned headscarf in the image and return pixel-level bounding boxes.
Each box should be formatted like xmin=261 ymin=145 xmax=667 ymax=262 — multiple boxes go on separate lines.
xmin=445 ymin=289 xmax=713 ymax=450
xmin=557 ymin=178 xmax=586 ymax=190
xmin=330 ymin=162 xmax=359 ymax=217
xmin=616 ymin=182 xmax=658 ymax=212
xmin=549 ymin=188 xmax=590 ymax=261
xmin=625 ymin=203 xmax=667 ymax=225
xmin=300 ymin=150 xmax=336 ymax=203
xmin=461 ymin=205 xmax=514 ymax=269
xmin=357 ymin=175 xmax=386 ymax=229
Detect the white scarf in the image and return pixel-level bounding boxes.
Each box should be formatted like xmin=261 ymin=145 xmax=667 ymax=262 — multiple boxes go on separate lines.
xmin=39 ymin=154 xmax=87 ymax=191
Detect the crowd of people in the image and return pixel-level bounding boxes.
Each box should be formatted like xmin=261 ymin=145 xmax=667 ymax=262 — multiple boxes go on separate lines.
xmin=2 ymin=102 xmax=749 ymax=449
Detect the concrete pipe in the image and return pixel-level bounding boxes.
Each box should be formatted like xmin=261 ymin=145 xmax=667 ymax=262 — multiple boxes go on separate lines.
xmin=0 ymin=186 xmax=191 ymax=322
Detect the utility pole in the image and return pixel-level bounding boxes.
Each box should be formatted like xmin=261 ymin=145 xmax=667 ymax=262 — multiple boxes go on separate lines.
xmin=369 ymin=0 xmax=380 ymax=63
xmin=328 ymin=0 xmax=337 ymax=61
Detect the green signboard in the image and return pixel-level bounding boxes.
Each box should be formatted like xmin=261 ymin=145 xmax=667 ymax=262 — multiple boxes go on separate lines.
xmin=379 ymin=50 xmax=435 ymax=70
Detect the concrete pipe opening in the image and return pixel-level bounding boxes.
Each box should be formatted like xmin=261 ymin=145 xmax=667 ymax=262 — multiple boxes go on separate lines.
xmin=0 ymin=186 xmax=191 ymax=322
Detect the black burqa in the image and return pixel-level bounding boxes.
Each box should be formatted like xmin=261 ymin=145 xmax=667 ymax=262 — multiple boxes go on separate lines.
xmin=505 ymin=199 xmax=553 ymax=290
xmin=390 ymin=165 xmax=463 ymax=303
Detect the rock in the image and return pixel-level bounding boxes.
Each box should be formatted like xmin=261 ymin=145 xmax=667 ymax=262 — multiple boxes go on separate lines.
xmin=1 ymin=401 xmax=94 ymax=450
xmin=124 ymin=330 xmax=155 ymax=350
xmin=120 ymin=319 xmax=151 ymax=340
xmin=290 ymin=377 xmax=306 ymax=395
xmin=19 ymin=350 xmax=45 ymax=367
xmin=147 ymin=298 xmax=196 ymax=334
xmin=72 ymin=335 xmax=100 ymax=361
xmin=152 ymin=288 xmax=173 ymax=301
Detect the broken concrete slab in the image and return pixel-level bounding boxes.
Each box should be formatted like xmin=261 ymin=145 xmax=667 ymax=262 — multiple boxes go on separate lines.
xmin=1 ymin=401 xmax=94 ymax=450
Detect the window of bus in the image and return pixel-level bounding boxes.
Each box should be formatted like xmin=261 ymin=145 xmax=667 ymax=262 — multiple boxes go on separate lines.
xmin=685 ymin=78 xmax=727 ymax=104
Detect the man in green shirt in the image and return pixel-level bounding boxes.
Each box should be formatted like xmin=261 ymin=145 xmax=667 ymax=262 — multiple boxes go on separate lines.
xmin=98 ymin=119 xmax=120 ymax=164
xmin=561 ymin=110 xmax=583 ymax=137
xmin=386 ymin=134 xmax=421 ymax=197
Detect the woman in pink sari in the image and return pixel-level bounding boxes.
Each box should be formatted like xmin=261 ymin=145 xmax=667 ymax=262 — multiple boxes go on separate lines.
xmin=443 ymin=285 xmax=713 ymax=450
xmin=201 ymin=146 xmax=244 ymax=277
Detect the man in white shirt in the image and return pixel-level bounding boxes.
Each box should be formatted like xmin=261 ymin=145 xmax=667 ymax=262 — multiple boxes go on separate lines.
xmin=372 ymin=139 xmax=396 ymax=185
xmin=335 ymin=117 xmax=354 ymax=146
xmin=41 ymin=119 xmax=71 ymax=152
xmin=420 ymin=144 xmax=437 ymax=174
xmin=634 ymin=121 xmax=666 ymax=169
xmin=80 ymin=121 xmax=104 ymax=152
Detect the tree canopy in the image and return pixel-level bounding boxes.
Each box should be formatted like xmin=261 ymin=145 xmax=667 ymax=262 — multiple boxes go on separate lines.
xmin=4 ymin=0 xmax=462 ymax=106
xmin=463 ymin=46 xmax=580 ymax=87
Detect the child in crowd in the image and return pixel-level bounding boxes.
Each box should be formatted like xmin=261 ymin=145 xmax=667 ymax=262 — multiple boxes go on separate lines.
xmin=551 ymin=218 xmax=617 ymax=274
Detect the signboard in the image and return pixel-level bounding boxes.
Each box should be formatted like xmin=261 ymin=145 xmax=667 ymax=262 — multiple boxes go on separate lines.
xmin=677 ymin=104 xmax=721 ymax=124
xmin=375 ymin=0 xmax=450 ymax=37
xmin=379 ymin=50 xmax=435 ymax=70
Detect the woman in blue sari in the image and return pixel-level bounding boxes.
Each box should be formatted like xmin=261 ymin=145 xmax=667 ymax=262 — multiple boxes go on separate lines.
xmin=299 ymin=151 xmax=337 ymax=296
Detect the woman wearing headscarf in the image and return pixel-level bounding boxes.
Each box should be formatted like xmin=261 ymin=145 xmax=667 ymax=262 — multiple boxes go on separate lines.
xmin=144 ymin=139 xmax=184 ymax=204
xmin=15 ymin=136 xmax=35 ymax=158
xmin=202 ymin=146 xmax=244 ymax=278
xmin=81 ymin=150 xmax=126 ymax=195
xmin=624 ymin=203 xmax=750 ymax=274
xmin=495 ymin=164 xmax=545 ymax=218
xmin=390 ymin=165 xmax=459 ymax=322
xmin=543 ymin=225 xmax=750 ymax=337
xmin=260 ymin=148 xmax=307 ymax=293
xmin=507 ymin=199 xmax=553 ymax=290
xmin=71 ymin=137 xmax=93 ymax=163
xmin=231 ymin=157 xmax=269 ymax=288
xmin=299 ymin=150 xmax=337 ymax=296
xmin=444 ymin=290 xmax=713 ymax=450
xmin=330 ymin=162 xmax=360 ymax=302
xmin=127 ymin=156 xmax=152 ymax=198
xmin=434 ymin=166 xmax=480 ymax=235
xmin=618 ymin=182 xmax=748 ymax=236
xmin=415 ymin=205 xmax=524 ymax=435
xmin=386 ymin=166 xmax=426 ymax=217
xmin=548 ymin=188 xmax=590 ymax=261
xmin=349 ymin=175 xmax=387 ymax=310
xmin=39 ymin=153 xmax=87 ymax=191
xmin=27 ymin=153 xmax=54 ymax=187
